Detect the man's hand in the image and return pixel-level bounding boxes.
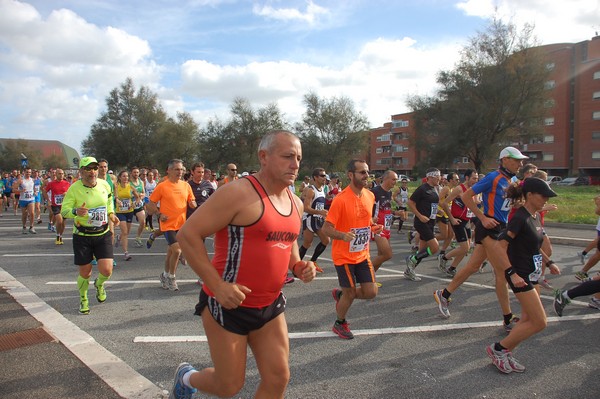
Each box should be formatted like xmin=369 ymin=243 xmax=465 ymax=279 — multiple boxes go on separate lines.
xmin=294 ymin=260 xmax=317 ymax=283
xmin=213 ymin=282 xmax=252 ymax=309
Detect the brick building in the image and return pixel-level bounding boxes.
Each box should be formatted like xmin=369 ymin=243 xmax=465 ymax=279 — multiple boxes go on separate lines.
xmin=369 ymin=35 xmax=600 ymax=179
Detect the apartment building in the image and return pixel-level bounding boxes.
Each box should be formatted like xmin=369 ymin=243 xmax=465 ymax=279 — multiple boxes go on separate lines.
xmin=369 ymin=35 xmax=600 ymax=179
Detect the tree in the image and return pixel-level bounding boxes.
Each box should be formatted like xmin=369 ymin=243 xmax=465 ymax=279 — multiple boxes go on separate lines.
xmin=197 ymin=97 xmax=288 ymax=173
xmin=295 ymin=92 xmax=370 ymax=174
xmin=82 ymin=78 xmax=168 ymax=168
xmin=408 ymin=18 xmax=550 ymax=172
xmin=0 ymin=140 xmax=42 ymax=171
xmin=153 ymin=111 xmax=201 ymax=169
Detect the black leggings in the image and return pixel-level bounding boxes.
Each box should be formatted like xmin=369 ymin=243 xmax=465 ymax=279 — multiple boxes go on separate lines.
xmin=567 ymin=279 xmax=600 ymax=299
xmin=145 ymin=213 xmax=154 ymax=230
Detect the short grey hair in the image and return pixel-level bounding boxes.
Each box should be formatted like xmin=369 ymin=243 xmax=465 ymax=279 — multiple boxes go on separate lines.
xmin=257 ymin=130 xmax=298 ymax=153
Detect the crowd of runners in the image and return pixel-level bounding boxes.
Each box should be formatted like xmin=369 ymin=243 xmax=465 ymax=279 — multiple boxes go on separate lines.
xmin=2 ymin=132 xmax=600 ymax=398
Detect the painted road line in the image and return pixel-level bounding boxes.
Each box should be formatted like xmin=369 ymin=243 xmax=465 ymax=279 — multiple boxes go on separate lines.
xmin=134 ymin=312 xmax=600 ymax=343
xmin=0 ymin=267 xmax=164 ymax=399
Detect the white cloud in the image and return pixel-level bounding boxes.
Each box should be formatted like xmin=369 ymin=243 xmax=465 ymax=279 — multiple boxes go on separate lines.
xmin=180 ymin=37 xmax=462 ymax=127
xmin=455 ymin=0 xmax=600 ymax=43
xmin=252 ymin=0 xmax=330 ymax=25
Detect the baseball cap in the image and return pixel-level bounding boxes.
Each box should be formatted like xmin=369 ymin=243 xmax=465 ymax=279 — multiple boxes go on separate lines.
xmin=79 ymin=156 xmax=98 ymax=168
xmin=522 ymin=177 xmax=557 ymax=198
xmin=499 ymin=146 xmax=528 ymax=160
xmin=241 ymin=171 xmax=249 ymax=176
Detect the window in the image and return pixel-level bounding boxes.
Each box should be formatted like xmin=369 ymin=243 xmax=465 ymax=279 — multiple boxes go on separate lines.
xmin=593 ymin=152 xmax=600 ymax=160
xmin=592 ymin=131 xmax=600 ymax=140
xmin=376 ymin=148 xmax=383 ymax=154
xmin=377 ymin=134 xmax=391 ymax=142
xmin=544 ymin=135 xmax=554 ymax=143
xmin=544 ymin=80 xmax=556 ymax=90
xmin=594 ymin=91 xmax=600 ymax=100
xmin=594 ymin=111 xmax=600 ymax=120
xmin=544 ymin=117 xmax=555 ymax=126
xmin=392 ymin=120 xmax=409 ymax=128
xmin=545 ymin=62 xmax=555 ymax=71
xmin=542 ymin=153 xmax=554 ymax=161
xmin=594 ymin=71 xmax=600 ymax=80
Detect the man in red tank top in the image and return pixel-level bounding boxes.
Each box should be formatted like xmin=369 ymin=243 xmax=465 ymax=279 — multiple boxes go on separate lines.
xmin=169 ymin=130 xmax=316 ymax=399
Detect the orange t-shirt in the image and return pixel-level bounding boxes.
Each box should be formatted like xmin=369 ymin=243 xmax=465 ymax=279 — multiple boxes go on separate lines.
xmin=326 ymin=186 xmax=375 ymax=265
xmin=149 ymin=179 xmax=194 ymax=231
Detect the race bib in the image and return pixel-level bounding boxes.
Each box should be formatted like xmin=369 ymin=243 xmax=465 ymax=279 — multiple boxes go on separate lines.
xmin=430 ymin=203 xmax=438 ymax=219
xmin=22 ymin=191 xmax=33 ymax=200
xmin=466 ymin=209 xmax=475 ymax=218
xmin=384 ymin=214 xmax=393 ymax=230
xmin=529 ymin=254 xmax=543 ymax=282
xmin=350 ymin=227 xmax=370 ymax=252
xmin=54 ymin=194 xmax=64 ymax=205
xmin=87 ymin=206 xmax=107 ymax=227
xmin=134 ymin=200 xmax=143 ymax=209
xmin=119 ymin=198 xmax=131 ymax=212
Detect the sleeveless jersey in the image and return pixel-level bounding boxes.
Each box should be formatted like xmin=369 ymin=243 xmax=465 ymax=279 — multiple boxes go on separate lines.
xmin=130 ymin=179 xmax=144 ymax=208
xmin=19 ymin=178 xmax=35 ymax=203
xmin=203 ymin=176 xmax=301 ymax=308
xmin=397 ymin=186 xmax=409 ymax=209
xmin=145 ymin=179 xmax=157 ymax=199
xmin=371 ymin=185 xmax=393 ymax=232
xmin=472 ymin=170 xmax=516 ymax=223
xmin=451 ymin=184 xmax=470 ymax=221
xmin=304 ymin=185 xmax=326 ymax=227
xmin=115 ymin=183 xmax=134 ymax=213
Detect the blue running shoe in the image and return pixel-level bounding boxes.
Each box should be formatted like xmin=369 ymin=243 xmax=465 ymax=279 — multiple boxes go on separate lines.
xmin=91 ymin=258 xmax=98 ymax=266
xmin=170 ymin=362 xmax=197 ymax=399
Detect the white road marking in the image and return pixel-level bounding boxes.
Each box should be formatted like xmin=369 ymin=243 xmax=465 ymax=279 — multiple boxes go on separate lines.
xmin=133 ymin=313 xmax=600 ymax=343
xmin=0 ymin=267 xmax=164 ymax=399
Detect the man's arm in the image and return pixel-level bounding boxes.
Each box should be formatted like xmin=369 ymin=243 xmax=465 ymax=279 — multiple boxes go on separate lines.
xmin=461 ymin=187 xmax=498 ymax=229
xmin=440 ymin=185 xmax=463 ymax=225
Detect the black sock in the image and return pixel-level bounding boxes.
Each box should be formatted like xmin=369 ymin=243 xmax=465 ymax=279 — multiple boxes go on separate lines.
xmin=335 ymin=318 xmax=346 ymax=324
xmin=310 ymin=242 xmax=327 ymax=262
xmin=582 ymin=251 xmax=588 ymax=256
xmin=442 ymin=288 xmax=451 ymax=300
xmin=448 ymin=266 xmax=456 ymax=271
xmin=299 ymin=245 xmax=308 ymax=260
xmin=439 ymin=250 xmax=445 ymax=255
xmin=414 ymin=248 xmax=431 ymax=264
xmin=494 ymin=342 xmax=507 ymax=352
xmin=503 ymin=313 xmax=513 ymax=325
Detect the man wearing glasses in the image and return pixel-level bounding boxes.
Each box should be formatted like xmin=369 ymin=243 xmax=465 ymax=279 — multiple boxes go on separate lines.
xmin=219 ymin=163 xmax=238 ymax=187
xmin=323 ymin=159 xmax=383 ymax=339
xmin=61 ymin=157 xmax=120 ymax=314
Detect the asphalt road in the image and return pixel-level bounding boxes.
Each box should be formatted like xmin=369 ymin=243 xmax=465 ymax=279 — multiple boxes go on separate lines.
xmin=1 ymin=212 xmax=599 ymax=399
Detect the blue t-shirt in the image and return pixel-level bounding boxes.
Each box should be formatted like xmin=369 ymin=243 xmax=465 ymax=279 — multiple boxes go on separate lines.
xmin=471 ymin=170 xmax=517 ymax=224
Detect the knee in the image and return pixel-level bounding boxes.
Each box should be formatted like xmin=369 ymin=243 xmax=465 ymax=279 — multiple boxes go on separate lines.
xmin=532 ymin=315 xmax=547 ymax=333
xmin=215 ymin=377 xmax=245 ymax=398
xmin=261 ymin=365 xmax=290 ymax=395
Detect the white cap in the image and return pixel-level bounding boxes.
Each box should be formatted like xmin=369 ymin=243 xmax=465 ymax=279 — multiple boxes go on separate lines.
xmin=499 ymin=146 xmax=528 ymax=160
xmin=241 ymin=171 xmax=249 ymax=177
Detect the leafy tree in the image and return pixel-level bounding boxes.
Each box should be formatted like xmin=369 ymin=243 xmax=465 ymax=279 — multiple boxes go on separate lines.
xmin=295 ymin=92 xmax=370 ymax=174
xmin=0 ymin=140 xmax=42 ymax=171
xmin=152 ymin=111 xmax=201 ymax=169
xmin=42 ymin=154 xmax=68 ymax=170
xmin=197 ymin=97 xmax=287 ymax=173
xmin=82 ymin=78 xmax=168 ymax=168
xmin=408 ymin=18 xmax=550 ymax=171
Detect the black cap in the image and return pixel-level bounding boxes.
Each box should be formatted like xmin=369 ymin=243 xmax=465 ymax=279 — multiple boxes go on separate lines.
xmin=522 ymin=177 xmax=557 ymax=198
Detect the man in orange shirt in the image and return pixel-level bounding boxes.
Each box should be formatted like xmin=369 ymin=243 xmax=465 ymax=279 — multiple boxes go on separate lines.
xmin=147 ymin=159 xmax=196 ymax=291
xmin=322 ymin=159 xmax=383 ymax=339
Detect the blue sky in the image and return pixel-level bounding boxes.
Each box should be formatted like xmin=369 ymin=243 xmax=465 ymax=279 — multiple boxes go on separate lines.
xmin=1 ymin=0 xmax=598 ymax=154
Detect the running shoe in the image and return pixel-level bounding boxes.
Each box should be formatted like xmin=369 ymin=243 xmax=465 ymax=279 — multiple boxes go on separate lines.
xmin=124 ymin=253 xmax=132 ymax=261
xmin=47 ymin=223 xmax=53 ymax=231
xmin=51 ymin=225 xmax=56 ymax=232
xmin=479 ymin=261 xmax=488 ymax=273
xmin=114 ymin=234 xmax=121 ymax=247
xmin=553 ymin=289 xmax=570 ymax=317
xmin=376 ymin=281 xmax=382 ymax=288
xmin=91 ymin=258 xmax=98 ymax=266
xmin=59 ymin=236 xmax=64 ymax=245
xmin=146 ymin=233 xmax=155 ymax=249
xmin=575 ymin=271 xmax=591 ymax=282
xmin=314 ymin=262 xmax=324 ymax=273
xmin=504 ymin=316 xmax=520 ymax=332
xmin=284 ymin=276 xmax=295 ymax=284
xmin=589 ymin=297 xmax=600 ymax=310
xmin=160 ymin=273 xmax=169 ymax=290
xmin=29 ymin=227 xmax=36 ymax=234
xmin=168 ymin=276 xmax=179 ymax=291
xmin=169 ymin=362 xmax=198 ymax=399
xmin=36 ymin=218 xmax=42 ymax=224
xmin=22 ymin=227 xmax=27 ymax=235
xmin=134 ymin=237 xmax=143 ymax=247
xmin=55 ymin=237 xmax=61 ymax=245
xmin=94 ymin=279 xmax=107 ymax=303
xmin=485 ymin=344 xmax=512 ymax=374
xmin=79 ymin=297 xmax=90 ymax=315
xmin=445 ymin=267 xmax=456 ymax=277
xmin=438 ymin=255 xmax=448 ymax=273
xmin=538 ymin=277 xmax=552 ymax=290
xmin=404 ymin=256 xmax=421 ymax=281
xmin=332 ymin=320 xmax=354 ymax=339
xmin=433 ymin=289 xmax=450 ymax=318
xmin=406 ymin=230 xmax=414 ymax=245
xmin=506 ymin=352 xmax=525 ymax=372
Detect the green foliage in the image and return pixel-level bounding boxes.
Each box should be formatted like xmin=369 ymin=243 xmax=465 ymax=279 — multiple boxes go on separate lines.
xmin=0 ymin=140 xmax=43 ymax=170
xmin=545 ymin=186 xmax=600 ymax=224
xmin=408 ymin=18 xmax=549 ymax=172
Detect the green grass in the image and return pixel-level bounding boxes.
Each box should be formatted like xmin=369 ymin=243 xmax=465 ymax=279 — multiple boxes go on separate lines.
xmin=545 ymin=186 xmax=600 ymax=224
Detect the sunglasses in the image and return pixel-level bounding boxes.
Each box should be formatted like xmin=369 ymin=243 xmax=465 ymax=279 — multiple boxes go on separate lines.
xmin=318 ymin=174 xmax=327 ymax=177
xmin=230 ymin=169 xmax=237 ymax=171
xmin=354 ymin=170 xmax=369 ymax=175
xmin=84 ymin=166 xmax=99 ymax=171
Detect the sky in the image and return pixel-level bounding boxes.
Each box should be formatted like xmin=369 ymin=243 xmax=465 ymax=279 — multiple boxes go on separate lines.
xmin=0 ymin=0 xmax=599 ymax=154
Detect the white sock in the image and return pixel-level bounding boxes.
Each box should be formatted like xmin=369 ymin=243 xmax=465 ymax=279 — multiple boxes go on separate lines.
xmin=563 ymin=291 xmax=572 ymax=301
xmin=169 ymin=273 xmax=176 ymax=278
xmin=182 ymin=370 xmax=195 ymax=388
